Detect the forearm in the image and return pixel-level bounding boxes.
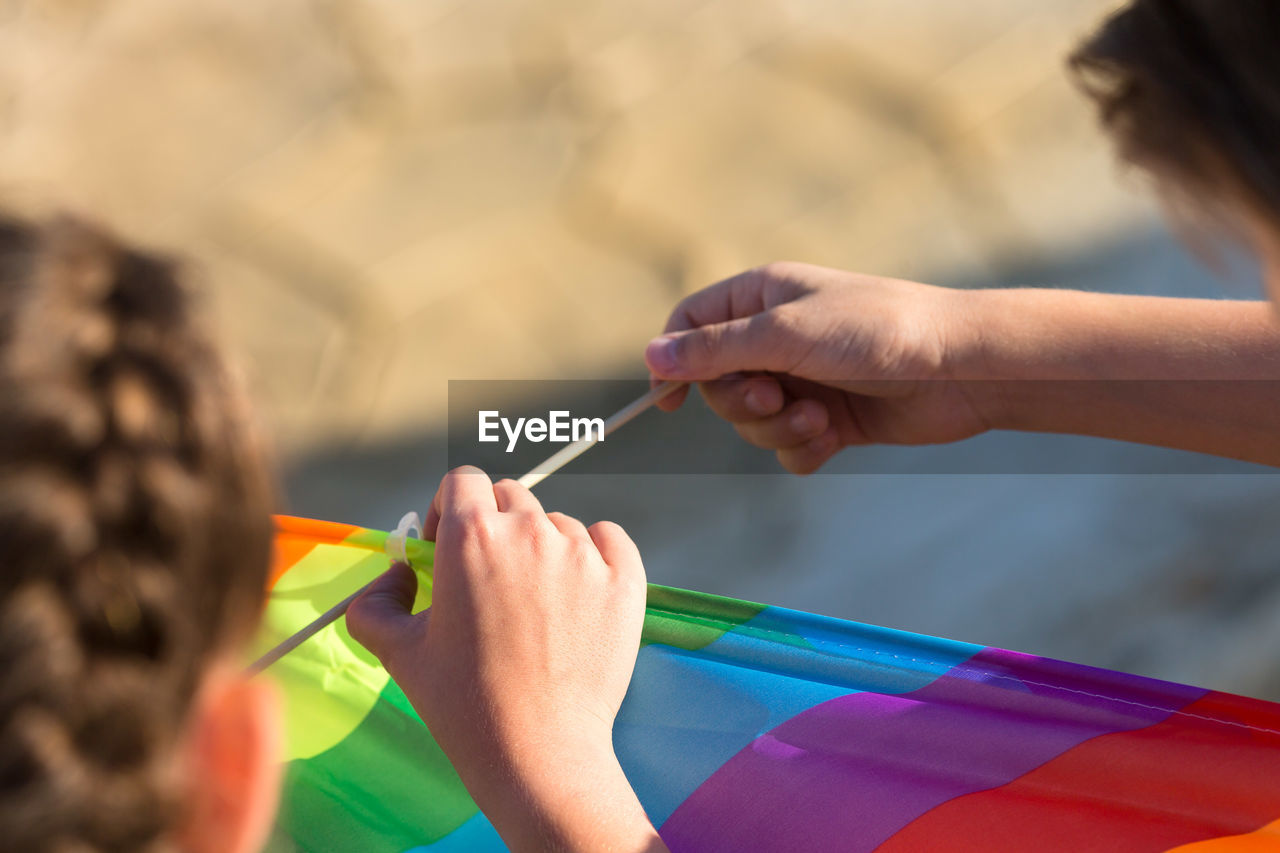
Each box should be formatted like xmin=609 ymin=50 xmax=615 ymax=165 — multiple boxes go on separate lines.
xmin=961 ymin=289 xmax=1280 ymax=465
xmin=468 ymin=738 xmax=667 ymax=853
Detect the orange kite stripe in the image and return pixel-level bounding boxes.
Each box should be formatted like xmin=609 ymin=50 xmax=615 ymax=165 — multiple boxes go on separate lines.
xmin=269 ymin=515 xmax=361 ymax=589
xmin=1166 ymin=818 xmax=1280 ymax=852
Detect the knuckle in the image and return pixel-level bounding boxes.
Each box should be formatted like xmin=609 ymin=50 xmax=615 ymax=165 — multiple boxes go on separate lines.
xmin=344 ymin=607 xmax=369 ymax=643
xmin=591 ymin=520 xmax=640 ymax=559
xmin=612 ymin=557 xmax=648 ymax=596
xmin=570 ymin=538 xmax=598 ymax=566
xmin=761 ymin=304 xmax=799 ymax=337
xmin=524 ymin=511 xmax=555 ymax=541
xmin=453 ymin=507 xmax=496 ymax=542
xmin=673 ymin=327 xmax=710 ymax=363
xmin=551 ymin=511 xmax=586 ymax=535
xmin=513 ymin=505 xmax=542 ymax=523
xmin=758 ymin=308 xmax=810 ymax=369
xmin=587 ymin=519 xmax=621 ymax=539
xmin=452 ymin=502 xmax=486 ymax=526
xmin=618 ymin=554 xmax=647 ymax=583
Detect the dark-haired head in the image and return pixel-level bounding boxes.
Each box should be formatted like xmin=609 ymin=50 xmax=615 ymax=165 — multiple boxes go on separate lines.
xmin=1071 ymin=0 xmax=1280 ymax=283
xmin=0 ymin=215 xmax=280 ymax=852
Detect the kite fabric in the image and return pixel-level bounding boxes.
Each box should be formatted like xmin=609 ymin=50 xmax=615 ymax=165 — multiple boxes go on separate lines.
xmin=257 ymin=515 xmax=1280 ymax=852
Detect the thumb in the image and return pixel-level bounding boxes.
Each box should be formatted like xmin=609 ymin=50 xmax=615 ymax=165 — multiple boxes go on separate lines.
xmin=645 ymin=314 xmax=787 ymax=380
xmin=346 ymin=562 xmax=420 ymax=664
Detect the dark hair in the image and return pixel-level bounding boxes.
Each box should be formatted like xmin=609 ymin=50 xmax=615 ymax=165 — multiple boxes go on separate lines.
xmin=1071 ymin=0 xmax=1280 ymax=234
xmin=0 ymin=215 xmax=275 ymax=850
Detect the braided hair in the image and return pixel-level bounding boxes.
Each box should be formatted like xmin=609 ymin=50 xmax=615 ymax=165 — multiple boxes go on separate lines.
xmin=0 ymin=215 xmax=275 ymax=851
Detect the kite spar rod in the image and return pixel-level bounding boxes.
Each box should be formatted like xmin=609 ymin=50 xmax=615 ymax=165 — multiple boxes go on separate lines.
xmin=248 ymin=379 xmax=685 ymax=675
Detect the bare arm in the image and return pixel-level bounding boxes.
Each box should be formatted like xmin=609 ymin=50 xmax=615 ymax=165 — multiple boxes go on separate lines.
xmin=644 ymin=262 xmax=1280 ymax=470
xmin=968 ymin=289 xmax=1280 ymax=465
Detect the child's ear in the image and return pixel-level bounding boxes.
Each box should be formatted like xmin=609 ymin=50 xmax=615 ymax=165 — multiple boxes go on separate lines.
xmin=175 ymin=663 xmax=282 ymax=853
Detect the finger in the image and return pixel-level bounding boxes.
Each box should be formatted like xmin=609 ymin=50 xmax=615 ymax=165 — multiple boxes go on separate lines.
xmin=662 ymin=268 xmax=771 ymax=334
xmin=346 ymin=562 xmax=420 ymax=664
xmin=587 ymin=520 xmax=643 ymax=569
xmin=547 ymin=511 xmax=591 ymax=541
xmin=651 ymin=267 xmax=779 ymax=406
xmin=699 ymin=375 xmax=786 ymax=422
xmin=645 ymin=313 xmax=792 ymax=381
xmin=423 ymin=465 xmax=496 ymax=540
xmin=776 ymin=427 xmax=841 ymax=475
xmin=492 ymin=478 xmax=544 ymax=515
xmin=652 ymin=380 xmax=690 ymax=412
xmin=734 ymin=398 xmax=829 ymax=450
xmin=422 ymin=503 xmax=441 ymax=542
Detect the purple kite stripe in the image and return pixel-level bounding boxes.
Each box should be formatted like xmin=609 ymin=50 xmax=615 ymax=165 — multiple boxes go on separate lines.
xmin=660 ymin=647 xmax=1207 ymax=853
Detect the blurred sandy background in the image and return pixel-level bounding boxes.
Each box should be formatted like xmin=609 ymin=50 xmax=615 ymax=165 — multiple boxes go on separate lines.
xmin=5 ymin=0 xmax=1280 ymax=697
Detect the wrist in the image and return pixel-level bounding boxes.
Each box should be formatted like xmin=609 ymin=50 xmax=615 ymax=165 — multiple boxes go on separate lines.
xmin=941 ymin=288 xmax=1023 ymax=432
xmin=472 ymin=739 xmax=660 ymax=852
xmin=460 ymin=721 xmax=614 ymax=801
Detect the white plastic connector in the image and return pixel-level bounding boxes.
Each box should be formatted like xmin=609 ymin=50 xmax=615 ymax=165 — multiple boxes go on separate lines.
xmin=385 ymin=510 xmax=423 ymax=564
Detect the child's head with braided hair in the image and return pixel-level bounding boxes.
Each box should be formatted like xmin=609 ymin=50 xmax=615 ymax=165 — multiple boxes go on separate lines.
xmin=0 ymin=214 xmax=282 ymax=852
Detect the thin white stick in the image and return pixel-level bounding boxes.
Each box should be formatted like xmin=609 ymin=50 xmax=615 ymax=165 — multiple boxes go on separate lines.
xmin=247 ymin=586 xmax=369 ymax=674
xmin=248 ymin=380 xmax=684 ymax=674
xmin=516 ymin=380 xmax=683 ymax=489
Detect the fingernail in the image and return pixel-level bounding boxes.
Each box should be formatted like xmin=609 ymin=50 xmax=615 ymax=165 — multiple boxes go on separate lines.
xmin=791 ymin=410 xmax=812 ymax=433
xmin=745 ymin=386 xmax=767 ymax=416
xmin=645 ymin=335 xmax=679 ymax=375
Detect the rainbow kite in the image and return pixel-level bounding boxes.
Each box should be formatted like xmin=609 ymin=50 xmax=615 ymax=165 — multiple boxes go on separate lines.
xmin=257 ymin=516 xmax=1280 ymax=852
